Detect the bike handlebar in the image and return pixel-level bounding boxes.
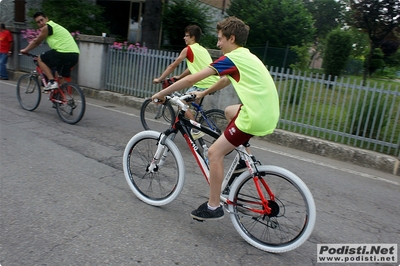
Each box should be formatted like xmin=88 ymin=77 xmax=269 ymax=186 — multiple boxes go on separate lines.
xmin=154 ymin=93 xmax=196 ymax=111
xmin=19 ymin=53 xmax=37 ymax=58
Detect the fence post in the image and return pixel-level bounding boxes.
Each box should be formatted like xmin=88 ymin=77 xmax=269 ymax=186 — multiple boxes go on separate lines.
xmin=262 ymin=41 xmax=269 ymax=64
xmin=282 ymin=44 xmax=289 ymax=69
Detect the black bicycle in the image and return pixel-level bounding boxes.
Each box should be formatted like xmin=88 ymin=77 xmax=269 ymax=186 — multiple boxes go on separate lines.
xmin=140 ymin=78 xmax=228 ymax=147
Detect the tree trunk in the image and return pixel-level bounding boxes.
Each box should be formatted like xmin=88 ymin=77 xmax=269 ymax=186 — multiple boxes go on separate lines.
xmin=363 ymin=42 xmax=375 ymax=86
xmin=141 ymin=0 xmax=163 ymax=50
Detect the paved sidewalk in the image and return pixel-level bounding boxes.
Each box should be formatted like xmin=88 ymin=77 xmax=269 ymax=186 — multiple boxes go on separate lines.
xmin=82 ymin=88 xmax=399 ymax=176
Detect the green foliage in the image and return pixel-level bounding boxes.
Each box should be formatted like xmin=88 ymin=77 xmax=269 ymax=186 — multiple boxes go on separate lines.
xmin=303 ymin=0 xmax=346 ymax=39
xmin=348 ymin=28 xmax=370 ymax=58
xmin=227 ymin=0 xmax=315 ymax=47
xmin=383 ymin=48 xmax=400 ymax=68
xmin=323 ymin=29 xmax=353 ymax=78
xmin=162 ymin=0 xmax=212 ymax=51
xmin=365 ymin=48 xmax=385 ymax=76
xmin=290 ymin=45 xmax=311 ymax=71
xmin=28 ymin=0 xmax=108 ymax=35
xmin=199 ymin=34 xmax=218 ymax=50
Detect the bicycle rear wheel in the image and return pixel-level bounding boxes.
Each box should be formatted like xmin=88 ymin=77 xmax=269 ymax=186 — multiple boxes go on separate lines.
xmin=16 ymin=74 xmax=41 ymax=111
xmin=140 ymin=99 xmax=176 ymax=130
xmin=123 ymin=130 xmax=185 ymax=206
xmin=55 ymin=83 xmax=86 ymax=124
xmin=228 ymin=165 xmax=316 ymax=253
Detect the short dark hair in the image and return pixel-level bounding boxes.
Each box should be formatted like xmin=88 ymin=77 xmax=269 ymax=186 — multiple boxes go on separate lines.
xmin=1 ymin=23 xmax=5 ymax=30
xmin=33 ymin=12 xmax=47 ymax=19
xmin=217 ymin=17 xmax=249 ymax=47
xmin=185 ymin=25 xmax=202 ymax=42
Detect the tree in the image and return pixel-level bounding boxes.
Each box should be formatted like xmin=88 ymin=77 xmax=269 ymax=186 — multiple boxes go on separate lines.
xmin=303 ymin=0 xmax=346 ymax=39
xmin=227 ymin=0 xmax=315 ymax=47
xmin=162 ymin=0 xmax=212 ymax=51
xmin=323 ymin=29 xmax=353 ymax=78
xmin=366 ymin=48 xmax=385 ymax=76
xmin=141 ymin=0 xmax=163 ymax=49
xmin=349 ymin=0 xmax=400 ymax=84
xmin=28 ymin=0 xmax=108 ymax=35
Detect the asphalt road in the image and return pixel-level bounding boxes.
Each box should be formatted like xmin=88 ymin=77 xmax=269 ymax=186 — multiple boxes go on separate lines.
xmin=1 ymin=80 xmax=399 ymax=266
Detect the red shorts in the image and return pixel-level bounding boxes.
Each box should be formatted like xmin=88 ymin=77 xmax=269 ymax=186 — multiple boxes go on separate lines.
xmin=224 ymin=106 xmax=253 ymax=147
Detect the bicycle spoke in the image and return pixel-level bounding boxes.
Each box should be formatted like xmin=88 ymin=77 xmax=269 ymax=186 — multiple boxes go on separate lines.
xmin=229 ymin=167 xmax=315 ymax=252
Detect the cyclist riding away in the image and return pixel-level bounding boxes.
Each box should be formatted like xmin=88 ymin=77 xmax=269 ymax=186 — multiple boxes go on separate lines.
xmin=152 ymin=17 xmax=280 ymax=221
xmin=20 ymin=12 xmax=80 ymax=91
xmin=152 ymin=25 xmax=219 ymax=139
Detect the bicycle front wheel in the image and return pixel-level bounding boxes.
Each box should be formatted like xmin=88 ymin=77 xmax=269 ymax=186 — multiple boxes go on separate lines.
xmin=140 ymin=99 xmax=176 ymax=130
xmin=198 ymin=109 xmax=228 ymax=145
xmin=228 ymin=165 xmax=316 ymax=253
xmin=55 ymin=83 xmax=86 ymax=124
xmin=16 ymin=74 xmax=41 ymax=111
xmin=123 ymin=130 xmax=185 ymax=206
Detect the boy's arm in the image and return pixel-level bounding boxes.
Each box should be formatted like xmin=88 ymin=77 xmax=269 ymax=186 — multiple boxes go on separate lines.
xmin=153 ymin=67 xmax=217 ymax=102
xmin=174 ymin=68 xmax=190 ymax=80
xmin=203 ymin=76 xmax=230 ymax=96
xmin=20 ymin=25 xmax=48 ymax=54
xmin=153 ymin=47 xmax=188 ymax=83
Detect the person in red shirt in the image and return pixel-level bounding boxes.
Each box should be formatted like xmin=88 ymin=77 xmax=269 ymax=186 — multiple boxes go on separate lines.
xmin=0 ymin=23 xmax=13 ymax=80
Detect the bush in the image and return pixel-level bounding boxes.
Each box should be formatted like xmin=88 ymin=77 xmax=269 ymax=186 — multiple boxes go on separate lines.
xmin=324 ymin=29 xmax=353 ymax=78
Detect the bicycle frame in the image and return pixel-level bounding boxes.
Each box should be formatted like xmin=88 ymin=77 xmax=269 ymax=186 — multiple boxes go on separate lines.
xmin=28 ymin=54 xmax=72 ymax=105
xmin=150 ymin=95 xmax=276 ymax=216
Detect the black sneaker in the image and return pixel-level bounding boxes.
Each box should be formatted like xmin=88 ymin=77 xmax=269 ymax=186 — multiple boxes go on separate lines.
xmin=191 ymin=202 xmax=224 ymax=221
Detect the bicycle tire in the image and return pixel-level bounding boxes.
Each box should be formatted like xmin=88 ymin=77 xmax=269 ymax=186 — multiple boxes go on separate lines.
xmin=16 ymin=74 xmax=41 ymax=111
xmin=198 ymin=109 xmax=228 ymax=145
xmin=228 ymin=165 xmax=316 ymax=253
xmin=140 ymin=99 xmax=176 ymax=130
xmin=55 ymin=83 xmax=86 ymax=124
xmin=123 ymin=130 xmax=185 ymax=206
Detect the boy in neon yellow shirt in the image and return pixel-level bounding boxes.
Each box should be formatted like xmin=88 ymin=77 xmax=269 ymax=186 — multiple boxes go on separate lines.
xmin=20 ymin=12 xmax=79 ymax=91
xmin=153 ymin=25 xmax=218 ymax=138
xmin=152 ymin=17 xmax=280 ymax=220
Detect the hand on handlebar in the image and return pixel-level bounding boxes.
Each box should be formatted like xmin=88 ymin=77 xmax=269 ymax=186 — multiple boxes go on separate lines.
xmin=190 ymin=90 xmax=205 ymax=99
xmin=19 ymin=49 xmax=29 ymax=55
xmin=151 ymin=92 xmax=166 ymax=104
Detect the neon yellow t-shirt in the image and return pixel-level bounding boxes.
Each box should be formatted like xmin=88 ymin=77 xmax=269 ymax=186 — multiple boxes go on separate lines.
xmin=186 ymin=43 xmax=219 ymax=89
xmin=210 ymin=47 xmax=279 ymax=136
xmin=46 ymin=21 xmax=80 ymax=54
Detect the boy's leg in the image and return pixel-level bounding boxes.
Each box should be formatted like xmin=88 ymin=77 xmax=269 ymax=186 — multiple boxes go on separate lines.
xmin=225 ymin=104 xmax=241 ymax=122
xmin=190 ymin=134 xmax=234 ymax=221
xmin=207 ymin=135 xmax=236 ymax=207
xmin=0 ymin=53 xmax=9 ymax=78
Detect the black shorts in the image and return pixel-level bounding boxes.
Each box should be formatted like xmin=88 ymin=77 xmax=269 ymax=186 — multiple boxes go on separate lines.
xmin=40 ymin=50 xmax=79 ymax=77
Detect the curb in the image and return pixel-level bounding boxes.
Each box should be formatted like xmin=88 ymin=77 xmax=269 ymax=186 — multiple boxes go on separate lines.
xmin=81 ymin=88 xmax=399 ymax=176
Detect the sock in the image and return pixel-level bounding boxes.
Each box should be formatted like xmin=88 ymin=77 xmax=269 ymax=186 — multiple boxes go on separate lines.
xmin=49 ymin=79 xmax=55 ymax=84
xmin=207 ymin=203 xmax=219 ymax=210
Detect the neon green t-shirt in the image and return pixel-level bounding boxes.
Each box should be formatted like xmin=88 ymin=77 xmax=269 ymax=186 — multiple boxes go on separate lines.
xmin=186 ymin=43 xmax=219 ymax=89
xmin=210 ymin=47 xmax=280 ymax=136
xmin=46 ymin=21 xmax=80 ymax=54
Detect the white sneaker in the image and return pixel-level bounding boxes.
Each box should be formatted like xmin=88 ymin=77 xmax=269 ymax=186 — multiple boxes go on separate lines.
xmin=44 ymin=81 xmax=59 ymax=91
xmin=191 ymin=129 xmax=205 ymax=140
